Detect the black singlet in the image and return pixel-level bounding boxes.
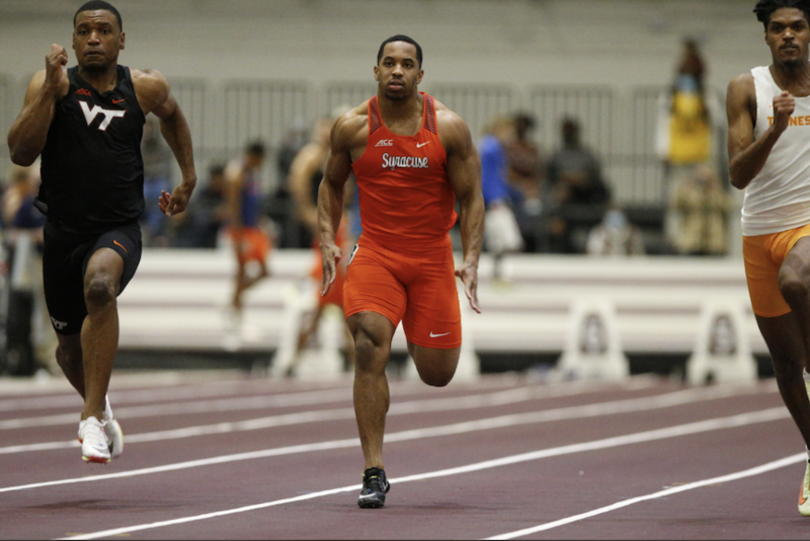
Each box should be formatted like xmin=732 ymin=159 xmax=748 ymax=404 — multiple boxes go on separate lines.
xmin=39 ymin=65 xmax=146 ymax=240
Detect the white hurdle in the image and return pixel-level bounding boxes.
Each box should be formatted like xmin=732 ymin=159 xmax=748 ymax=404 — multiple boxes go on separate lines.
xmin=270 ymin=283 xmax=346 ymax=380
xmin=686 ymin=299 xmax=758 ymax=385
xmin=556 ymin=298 xmax=630 ymax=381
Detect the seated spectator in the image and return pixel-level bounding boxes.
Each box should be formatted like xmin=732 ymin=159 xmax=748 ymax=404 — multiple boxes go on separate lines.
xmin=169 ymin=163 xmax=228 ymax=249
xmin=140 ymin=118 xmax=173 ymax=247
xmin=545 ymin=117 xmax=610 ymax=253
xmin=586 ymin=206 xmax=646 ymax=257
xmin=668 ymin=164 xmax=733 ymax=256
xmin=507 ymin=113 xmax=544 ymax=252
xmin=479 ymin=116 xmax=523 ymax=280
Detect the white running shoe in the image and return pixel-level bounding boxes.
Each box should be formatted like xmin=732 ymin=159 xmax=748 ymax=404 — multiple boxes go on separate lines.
xmin=800 ymin=460 xmax=810 ymax=517
xmin=78 ymin=416 xmax=111 ymax=464
xmin=103 ymin=396 xmax=124 ymax=459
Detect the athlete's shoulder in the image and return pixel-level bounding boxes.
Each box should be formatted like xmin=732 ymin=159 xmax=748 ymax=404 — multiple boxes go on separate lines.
xmin=727 ymin=71 xmax=756 ymax=109
xmin=433 ymin=98 xmax=472 ymax=151
xmin=729 ymin=70 xmax=755 ymax=89
xmin=130 ymin=68 xmax=170 ymax=109
xmin=331 ymin=100 xmax=369 ymax=150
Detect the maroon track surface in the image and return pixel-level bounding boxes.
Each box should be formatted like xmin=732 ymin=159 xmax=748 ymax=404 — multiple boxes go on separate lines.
xmin=0 ymin=370 xmax=807 ymax=540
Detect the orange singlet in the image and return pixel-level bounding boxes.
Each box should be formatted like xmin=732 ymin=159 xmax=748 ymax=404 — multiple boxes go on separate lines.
xmin=344 ymin=93 xmax=461 ymax=349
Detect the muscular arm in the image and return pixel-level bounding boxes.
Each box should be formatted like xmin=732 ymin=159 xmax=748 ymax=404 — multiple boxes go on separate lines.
xmin=7 ymin=45 xmax=69 ymax=166
xmin=317 ymin=115 xmax=357 ymax=295
xmin=727 ymin=72 xmax=792 ymax=190
xmin=289 ymin=143 xmax=324 ymax=234
xmin=133 ymin=69 xmax=197 ymax=215
xmin=440 ymin=108 xmax=484 ymax=313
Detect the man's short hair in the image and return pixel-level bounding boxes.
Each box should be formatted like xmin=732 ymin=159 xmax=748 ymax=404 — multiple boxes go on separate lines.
xmin=377 ymin=35 xmax=423 ymax=67
xmin=246 ymin=141 xmax=266 ymax=158
xmin=754 ymin=0 xmax=810 ymax=29
xmin=75 ymin=1 xmax=123 ymax=31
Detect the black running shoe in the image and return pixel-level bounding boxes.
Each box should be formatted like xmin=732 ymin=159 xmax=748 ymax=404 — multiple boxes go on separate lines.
xmin=357 ymin=467 xmax=391 ymax=508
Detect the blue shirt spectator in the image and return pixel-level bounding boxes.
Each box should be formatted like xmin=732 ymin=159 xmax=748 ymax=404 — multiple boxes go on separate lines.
xmin=479 ymin=133 xmax=510 ymax=208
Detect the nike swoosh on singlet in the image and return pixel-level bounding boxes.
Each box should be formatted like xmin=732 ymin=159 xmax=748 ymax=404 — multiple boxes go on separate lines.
xmin=417 ymin=141 xmax=431 ymax=148
xmin=112 ymin=98 xmax=126 ymax=104
xmin=113 ymin=240 xmax=128 ymax=253
xmin=430 ymin=331 xmax=451 ymax=338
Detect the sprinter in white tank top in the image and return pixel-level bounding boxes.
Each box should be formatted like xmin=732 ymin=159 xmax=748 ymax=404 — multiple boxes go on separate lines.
xmin=727 ymin=0 xmax=810 ymax=517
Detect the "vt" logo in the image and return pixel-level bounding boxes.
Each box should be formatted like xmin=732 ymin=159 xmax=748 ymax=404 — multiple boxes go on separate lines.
xmin=79 ymin=100 xmax=126 ymax=131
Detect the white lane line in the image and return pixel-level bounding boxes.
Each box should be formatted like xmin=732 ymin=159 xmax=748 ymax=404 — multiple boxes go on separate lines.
xmin=483 ymin=453 xmax=807 ymax=540
xmin=0 ymin=378 xmax=631 ymax=429
xmin=0 ymin=384 xmax=767 ymax=455
xmin=0 ymin=386 xmax=781 ymax=493
xmin=0 ymin=372 xmax=538 ymax=414
xmin=56 ymin=407 xmax=792 ymax=541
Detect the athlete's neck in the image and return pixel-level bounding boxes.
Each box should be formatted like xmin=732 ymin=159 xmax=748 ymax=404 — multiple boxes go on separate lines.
xmin=771 ymin=60 xmax=810 ymax=97
xmin=377 ymin=91 xmax=424 ymax=136
xmin=77 ymin=63 xmax=119 ymax=94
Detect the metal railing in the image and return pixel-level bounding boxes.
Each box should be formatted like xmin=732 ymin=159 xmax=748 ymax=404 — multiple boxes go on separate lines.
xmin=0 ymin=72 xmax=727 ymax=208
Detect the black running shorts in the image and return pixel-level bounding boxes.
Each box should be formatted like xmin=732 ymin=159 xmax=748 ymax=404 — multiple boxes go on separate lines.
xmin=42 ymin=222 xmax=142 ymax=335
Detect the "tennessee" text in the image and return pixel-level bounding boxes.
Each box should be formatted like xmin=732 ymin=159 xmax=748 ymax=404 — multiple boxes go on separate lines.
xmin=768 ymin=115 xmax=810 ymax=127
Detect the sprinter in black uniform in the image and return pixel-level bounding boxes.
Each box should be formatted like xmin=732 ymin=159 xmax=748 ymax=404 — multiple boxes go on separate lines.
xmin=7 ymin=1 xmax=196 ymax=464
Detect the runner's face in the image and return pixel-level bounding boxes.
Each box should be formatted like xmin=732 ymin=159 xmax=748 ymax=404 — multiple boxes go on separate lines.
xmin=374 ymin=42 xmax=423 ymax=101
xmin=73 ymin=10 xmax=124 ymax=71
xmin=766 ymin=8 xmax=810 ymax=68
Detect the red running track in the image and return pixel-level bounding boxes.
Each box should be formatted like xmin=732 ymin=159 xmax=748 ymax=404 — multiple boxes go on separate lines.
xmin=0 ymin=369 xmax=807 ymax=540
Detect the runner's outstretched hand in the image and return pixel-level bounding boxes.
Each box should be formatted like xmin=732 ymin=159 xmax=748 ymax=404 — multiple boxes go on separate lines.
xmin=455 ymin=263 xmax=481 ymax=313
xmin=320 ymin=241 xmax=342 ymax=296
xmin=159 ymin=183 xmax=193 ymax=217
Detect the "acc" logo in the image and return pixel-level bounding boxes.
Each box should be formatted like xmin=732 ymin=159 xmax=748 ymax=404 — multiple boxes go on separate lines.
xmin=79 ymin=100 xmax=126 ymax=131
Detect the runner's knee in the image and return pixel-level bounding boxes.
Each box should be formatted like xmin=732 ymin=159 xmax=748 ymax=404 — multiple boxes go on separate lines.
xmin=353 ymin=328 xmax=389 ymax=372
xmin=56 ymin=342 xmax=81 ymax=372
xmin=84 ymin=275 xmax=117 ymax=308
xmin=778 ymin=268 xmax=810 ymax=305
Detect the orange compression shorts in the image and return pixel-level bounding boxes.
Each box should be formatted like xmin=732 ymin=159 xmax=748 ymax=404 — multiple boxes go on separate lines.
xmin=230 ymin=227 xmax=271 ymax=265
xmin=742 ymin=223 xmax=810 ymax=317
xmin=343 ymin=237 xmax=462 ymax=349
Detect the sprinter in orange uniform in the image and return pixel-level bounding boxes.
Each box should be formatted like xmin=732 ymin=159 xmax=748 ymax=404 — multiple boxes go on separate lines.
xmin=317 ymin=35 xmax=484 ymax=508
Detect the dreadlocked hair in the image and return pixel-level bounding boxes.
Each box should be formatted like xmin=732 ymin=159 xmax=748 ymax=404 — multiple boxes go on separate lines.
xmin=754 ymin=0 xmax=810 ymax=29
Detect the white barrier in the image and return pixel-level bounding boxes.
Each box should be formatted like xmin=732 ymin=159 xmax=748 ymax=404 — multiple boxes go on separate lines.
xmin=556 ymin=298 xmax=630 ymax=381
xmin=686 ymin=299 xmax=758 ymax=385
xmin=118 ymin=251 xmax=766 ymax=358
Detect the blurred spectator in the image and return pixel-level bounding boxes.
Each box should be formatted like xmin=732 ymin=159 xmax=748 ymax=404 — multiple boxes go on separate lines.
xmin=507 ymin=112 xmax=544 ymax=252
xmin=656 ymin=38 xmax=715 ymax=189
xmin=479 ymin=116 xmax=524 ymax=280
xmin=3 ymin=164 xmax=44 ymax=231
xmin=140 ymin=118 xmax=173 ymax=247
xmin=269 ymin=122 xmax=310 ymax=248
xmin=668 ymin=164 xmax=733 ymax=256
xmin=2 ymin=163 xmax=57 ymax=376
xmin=545 ymin=117 xmax=610 ymax=253
xmin=169 ymin=163 xmax=228 ymax=249
xmin=586 ymin=206 xmax=646 ymax=257
xmin=275 ymin=122 xmax=309 ymax=199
